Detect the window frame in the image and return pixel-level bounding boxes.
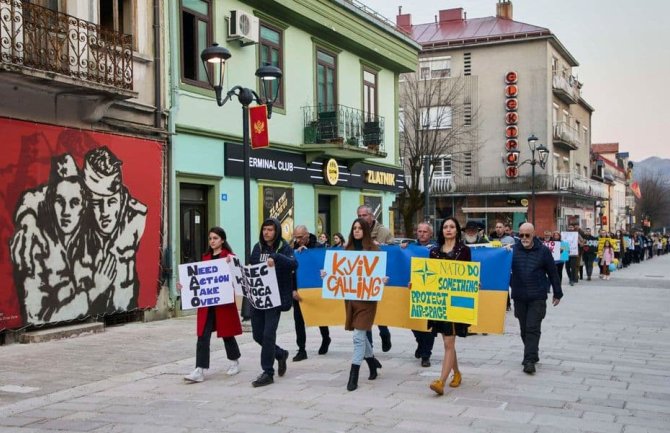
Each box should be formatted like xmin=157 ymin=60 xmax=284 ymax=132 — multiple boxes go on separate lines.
xmin=362 ymin=68 xmax=377 ymax=122
xmin=420 ymin=106 xmax=453 ymax=130
xmin=315 ymin=47 xmax=338 ymax=110
xmin=433 ymin=154 xmax=453 ymax=179
xmin=180 ymin=0 xmax=213 ymax=88
xmin=258 ymin=21 xmax=284 ymax=109
xmin=419 ymin=56 xmax=452 ymax=80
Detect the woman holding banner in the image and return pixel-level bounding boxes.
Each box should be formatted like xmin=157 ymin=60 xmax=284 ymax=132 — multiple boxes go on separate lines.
xmin=428 ymin=217 xmax=471 ymax=395
xmin=340 ymin=218 xmax=385 ymax=391
xmin=182 ymin=227 xmax=242 ymax=383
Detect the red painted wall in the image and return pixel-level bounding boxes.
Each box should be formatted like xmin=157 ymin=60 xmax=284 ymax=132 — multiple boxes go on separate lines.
xmin=0 ymin=118 xmax=163 ymax=330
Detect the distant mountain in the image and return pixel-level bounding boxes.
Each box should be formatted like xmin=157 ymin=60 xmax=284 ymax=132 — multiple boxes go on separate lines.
xmin=633 ymin=157 xmax=670 ymax=180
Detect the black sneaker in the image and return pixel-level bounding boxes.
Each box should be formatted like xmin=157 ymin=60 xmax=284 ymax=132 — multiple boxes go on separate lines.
xmin=292 ymin=350 xmax=307 ymax=362
xmin=381 ymin=335 xmax=392 ymax=352
xmin=421 ymin=357 xmax=431 ymax=367
xmin=252 ymin=372 xmax=274 ymax=387
xmin=523 ymin=362 xmax=536 ymax=374
xmin=318 ymin=337 xmax=331 ymax=355
xmin=277 ymin=351 xmax=289 ymax=377
xmin=414 ymin=348 xmax=421 ymax=359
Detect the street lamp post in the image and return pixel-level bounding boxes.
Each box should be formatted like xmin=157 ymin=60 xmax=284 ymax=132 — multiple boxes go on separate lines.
xmin=200 ymin=43 xmax=283 ymax=264
xmin=525 ymin=134 xmax=549 ymax=226
xmin=423 ymin=155 xmax=430 ymax=222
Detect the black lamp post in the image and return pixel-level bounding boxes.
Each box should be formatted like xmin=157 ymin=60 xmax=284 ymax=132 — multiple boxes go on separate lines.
xmin=525 ymin=134 xmax=549 ymax=226
xmin=200 ymin=43 xmax=283 ymax=264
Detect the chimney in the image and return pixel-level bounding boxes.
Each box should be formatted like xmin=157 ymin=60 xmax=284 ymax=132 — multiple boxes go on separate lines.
xmin=439 ymin=8 xmax=464 ymax=23
xmin=496 ymin=0 xmax=513 ymax=20
xmin=396 ymin=7 xmax=412 ymax=33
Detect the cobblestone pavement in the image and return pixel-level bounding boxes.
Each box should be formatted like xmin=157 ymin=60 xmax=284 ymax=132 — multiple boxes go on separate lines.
xmin=1 ymin=254 xmax=669 ymax=432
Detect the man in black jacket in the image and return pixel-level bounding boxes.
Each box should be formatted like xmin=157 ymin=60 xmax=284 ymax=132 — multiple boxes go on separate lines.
xmin=290 ymin=225 xmax=330 ymax=361
xmin=249 ymin=218 xmax=297 ymax=387
xmin=510 ymin=223 xmax=563 ymax=375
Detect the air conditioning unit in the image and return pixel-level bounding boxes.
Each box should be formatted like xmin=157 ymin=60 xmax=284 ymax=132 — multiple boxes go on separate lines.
xmin=228 ymin=10 xmax=259 ymax=45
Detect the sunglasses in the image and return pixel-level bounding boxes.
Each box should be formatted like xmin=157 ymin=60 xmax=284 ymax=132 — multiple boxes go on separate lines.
xmin=519 ymin=233 xmax=533 ymax=238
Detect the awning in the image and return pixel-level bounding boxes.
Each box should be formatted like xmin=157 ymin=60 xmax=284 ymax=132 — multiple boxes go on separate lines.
xmin=462 ymin=206 xmax=528 ymax=213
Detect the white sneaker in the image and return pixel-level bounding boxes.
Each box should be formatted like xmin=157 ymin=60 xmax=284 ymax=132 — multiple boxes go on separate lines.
xmin=226 ymin=360 xmax=240 ymax=376
xmin=184 ymin=367 xmax=204 ymax=383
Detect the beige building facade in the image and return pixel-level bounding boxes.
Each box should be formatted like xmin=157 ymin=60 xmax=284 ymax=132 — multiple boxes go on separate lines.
xmin=396 ymin=1 xmax=607 ymax=233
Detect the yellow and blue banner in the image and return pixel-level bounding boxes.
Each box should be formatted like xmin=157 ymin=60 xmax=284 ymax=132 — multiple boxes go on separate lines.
xmin=295 ymin=245 xmax=512 ymax=334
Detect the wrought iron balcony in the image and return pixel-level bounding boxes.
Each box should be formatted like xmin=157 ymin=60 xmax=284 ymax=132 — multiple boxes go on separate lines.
xmin=407 ymin=172 xmax=607 ymax=199
xmin=302 ymin=104 xmax=385 ymax=155
xmin=552 ymin=73 xmax=579 ymax=104
xmin=553 ymin=121 xmax=581 ymax=150
xmin=0 ymin=0 xmax=133 ymax=91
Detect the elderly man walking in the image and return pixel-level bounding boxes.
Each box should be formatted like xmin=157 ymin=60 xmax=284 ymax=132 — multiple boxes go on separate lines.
xmin=510 ymin=223 xmax=563 ymax=374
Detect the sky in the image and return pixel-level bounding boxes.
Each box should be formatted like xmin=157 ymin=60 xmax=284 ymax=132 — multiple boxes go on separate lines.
xmin=361 ymin=0 xmax=670 ymax=162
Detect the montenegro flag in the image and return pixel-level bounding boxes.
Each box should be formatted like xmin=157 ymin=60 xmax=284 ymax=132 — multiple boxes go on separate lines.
xmin=631 ymin=181 xmax=642 ymax=199
xmin=249 ymin=105 xmax=269 ymax=148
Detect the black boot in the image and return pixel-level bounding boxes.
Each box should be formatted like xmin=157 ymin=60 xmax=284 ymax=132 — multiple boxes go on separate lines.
xmin=347 ymin=364 xmax=360 ymax=391
xmin=365 ymin=357 xmax=382 ymax=380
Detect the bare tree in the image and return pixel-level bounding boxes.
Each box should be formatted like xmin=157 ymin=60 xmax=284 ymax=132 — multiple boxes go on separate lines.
xmin=397 ymin=72 xmax=478 ymax=236
xmin=634 ymin=170 xmax=670 ymax=229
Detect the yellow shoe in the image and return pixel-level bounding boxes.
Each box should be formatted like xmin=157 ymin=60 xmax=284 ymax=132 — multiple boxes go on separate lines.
xmin=429 ymin=379 xmax=444 ymax=395
xmin=449 ymin=372 xmax=462 ymax=388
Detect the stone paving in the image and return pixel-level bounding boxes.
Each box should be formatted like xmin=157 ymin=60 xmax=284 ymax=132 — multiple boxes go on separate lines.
xmin=1 ymin=254 xmax=670 ymax=432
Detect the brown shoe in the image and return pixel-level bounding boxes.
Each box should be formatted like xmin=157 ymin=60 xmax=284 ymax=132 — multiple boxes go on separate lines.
xmin=429 ymin=379 xmax=444 ymax=395
xmin=449 ymin=371 xmax=462 ymax=387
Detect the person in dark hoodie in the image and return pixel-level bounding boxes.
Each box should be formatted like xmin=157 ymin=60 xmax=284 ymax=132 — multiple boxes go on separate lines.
xmin=510 ymin=223 xmax=563 ymax=375
xmin=249 ymin=218 xmax=297 ymax=387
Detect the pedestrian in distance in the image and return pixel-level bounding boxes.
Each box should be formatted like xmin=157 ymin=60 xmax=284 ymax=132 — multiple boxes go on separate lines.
xmin=510 ymin=223 xmax=563 ymax=375
xmin=290 ymin=225 xmax=330 ymax=362
xmin=181 ymin=227 xmax=242 ymax=383
xmin=249 ymin=218 xmax=297 ymax=387
xmin=322 ymin=218 xmax=386 ymax=391
xmin=331 ymin=232 xmax=345 ymax=248
xmin=317 ymin=232 xmax=330 ymax=247
xmin=428 ymin=217 xmax=472 ymax=395
xmin=599 ymin=239 xmax=614 ymax=280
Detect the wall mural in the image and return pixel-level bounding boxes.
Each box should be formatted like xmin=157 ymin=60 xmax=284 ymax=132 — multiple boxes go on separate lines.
xmin=0 ymin=118 xmax=163 ymax=330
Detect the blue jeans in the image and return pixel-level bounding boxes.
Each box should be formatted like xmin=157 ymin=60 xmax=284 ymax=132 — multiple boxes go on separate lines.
xmin=251 ymin=307 xmax=286 ymax=376
xmin=352 ymin=329 xmax=373 ymax=365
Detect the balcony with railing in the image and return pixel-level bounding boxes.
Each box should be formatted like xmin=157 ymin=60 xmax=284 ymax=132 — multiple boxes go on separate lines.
xmin=552 ymin=73 xmax=580 ymax=104
xmin=407 ymin=172 xmax=607 ymax=198
xmin=553 ymin=121 xmax=581 ymax=150
xmin=302 ymin=104 xmax=386 ymax=160
xmin=0 ymin=0 xmax=134 ymax=95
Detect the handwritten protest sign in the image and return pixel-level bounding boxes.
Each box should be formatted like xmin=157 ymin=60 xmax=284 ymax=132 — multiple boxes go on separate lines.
xmin=178 ymin=259 xmax=235 ymax=310
xmin=409 ymin=258 xmax=480 ymax=325
xmin=560 ymin=241 xmax=570 ymax=261
xmin=561 ymin=232 xmax=579 ymax=256
xmin=322 ymin=250 xmax=387 ymax=301
xmin=543 ymin=241 xmax=562 ymax=261
xmin=243 ymin=263 xmax=281 ymax=309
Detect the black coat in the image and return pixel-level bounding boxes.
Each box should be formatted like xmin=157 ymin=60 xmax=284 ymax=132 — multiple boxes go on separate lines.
xmin=510 ymin=238 xmax=563 ymax=302
xmin=250 ymin=218 xmax=297 ymax=311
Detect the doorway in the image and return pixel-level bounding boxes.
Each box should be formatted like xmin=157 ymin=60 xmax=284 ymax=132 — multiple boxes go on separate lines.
xmin=317 ymin=194 xmax=338 ymax=240
xmin=180 ymin=184 xmax=209 ymax=264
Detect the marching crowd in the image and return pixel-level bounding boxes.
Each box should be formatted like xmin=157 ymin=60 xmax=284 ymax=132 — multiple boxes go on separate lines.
xmin=177 ymin=208 xmax=664 ymax=396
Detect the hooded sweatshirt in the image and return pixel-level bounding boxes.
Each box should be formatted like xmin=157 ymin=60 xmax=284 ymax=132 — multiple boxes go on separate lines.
xmin=249 ymin=218 xmax=297 ymax=311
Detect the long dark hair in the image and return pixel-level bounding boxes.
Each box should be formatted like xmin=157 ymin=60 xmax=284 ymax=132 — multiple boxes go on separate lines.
xmin=436 ymin=217 xmax=462 ymax=246
xmin=332 ymin=232 xmax=345 ymax=246
xmin=345 ymin=218 xmax=377 ymax=251
xmin=207 ymin=226 xmax=233 ymax=254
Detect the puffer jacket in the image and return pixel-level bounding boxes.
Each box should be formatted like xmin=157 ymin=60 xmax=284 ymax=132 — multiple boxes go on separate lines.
xmin=250 ymin=218 xmax=297 ymax=311
xmin=510 ymin=238 xmax=563 ymax=301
